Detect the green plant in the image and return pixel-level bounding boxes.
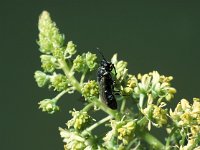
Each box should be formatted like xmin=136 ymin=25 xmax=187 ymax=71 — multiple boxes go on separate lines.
xmin=34 ymin=11 xmax=200 ymax=150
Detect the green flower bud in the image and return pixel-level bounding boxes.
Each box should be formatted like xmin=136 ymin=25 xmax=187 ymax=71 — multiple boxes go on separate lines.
xmin=111 ymin=54 xmax=128 ymax=82
xmin=52 ymin=48 xmax=64 ymax=59
xmin=165 ymin=88 xmax=176 ymax=101
xmin=133 ymin=74 xmax=151 ymax=98
xmin=50 ymin=73 xmax=68 ymax=91
xmin=122 ymin=75 xmax=137 ymax=96
xmin=127 ymin=75 xmax=137 ymax=89
xmin=81 ymin=80 xmax=99 ymax=99
xmin=73 ymin=54 xmax=87 ymax=73
xmin=116 ymin=61 xmax=128 ymax=80
xmin=34 ymin=71 xmax=49 ymax=87
xmin=40 ymin=55 xmax=57 ymax=73
xmin=38 ymin=99 xmax=59 ymax=114
xmin=67 ymin=109 xmax=91 ymax=130
xmin=85 ymin=52 xmax=97 ymax=71
xmin=73 ymin=52 xmax=97 ymax=73
xmin=111 ymin=53 xmax=118 ymax=65
xmin=151 ymin=71 xmax=176 ymax=100
xmin=122 ymin=87 xmax=133 ymax=95
xmin=38 ymin=11 xmax=64 ymax=54
xmin=65 ymin=41 xmax=77 ymax=58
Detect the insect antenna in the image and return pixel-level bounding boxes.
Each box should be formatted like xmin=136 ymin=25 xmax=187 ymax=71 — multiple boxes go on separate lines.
xmin=96 ymin=47 xmax=107 ymax=61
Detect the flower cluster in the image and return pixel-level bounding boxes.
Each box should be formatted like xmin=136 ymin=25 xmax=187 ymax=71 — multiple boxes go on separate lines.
xmin=38 ymin=99 xmax=59 ymax=114
xmin=40 ymin=55 xmax=58 ymax=73
xmin=104 ymin=119 xmax=136 ymax=146
xmin=121 ymin=74 xmax=137 ymax=96
xmin=170 ymin=98 xmax=200 ymax=149
xmin=64 ymin=41 xmax=77 ymax=58
xmin=49 ymin=73 xmax=68 ymax=91
xmin=35 ymin=11 xmax=97 ymax=116
xmin=133 ymin=71 xmax=176 ymax=102
xmin=59 ymin=128 xmax=98 ymax=150
xmin=142 ymin=103 xmax=167 ymax=128
xmin=67 ymin=109 xmax=92 ymax=130
xmin=73 ymin=52 xmax=97 ymax=73
xmin=170 ymin=98 xmax=200 ymax=127
xmin=81 ymin=80 xmax=99 ymax=99
xmin=34 ymin=71 xmax=49 ymax=87
xmin=38 ymin=11 xmax=64 ymax=54
xmin=111 ymin=54 xmax=128 ymax=82
xmin=111 ymin=54 xmax=138 ymax=97
xmin=59 ymin=110 xmax=104 ymax=149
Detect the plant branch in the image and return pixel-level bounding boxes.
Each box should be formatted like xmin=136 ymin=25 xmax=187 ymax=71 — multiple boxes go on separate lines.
xmin=82 ymin=103 xmax=94 ymax=112
xmin=80 ymin=71 xmax=87 ymax=85
xmin=120 ymin=98 xmax=126 ymax=113
xmin=82 ymin=115 xmax=113 ymax=136
xmin=58 ymin=58 xmax=81 ymax=92
xmin=137 ymin=130 xmax=165 ymax=149
xmin=91 ymin=97 xmax=120 ymax=120
xmin=54 ymin=90 xmax=69 ymax=101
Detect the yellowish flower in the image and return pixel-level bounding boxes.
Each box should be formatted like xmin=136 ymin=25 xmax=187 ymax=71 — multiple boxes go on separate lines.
xmin=81 ymin=80 xmax=99 ymax=99
xmin=67 ymin=109 xmax=91 ymax=130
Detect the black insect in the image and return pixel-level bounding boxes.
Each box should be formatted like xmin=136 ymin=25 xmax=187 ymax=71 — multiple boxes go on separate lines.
xmin=97 ymin=49 xmax=117 ymax=110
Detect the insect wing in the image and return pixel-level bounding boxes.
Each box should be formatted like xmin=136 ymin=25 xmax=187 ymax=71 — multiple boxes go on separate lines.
xmin=99 ymin=77 xmax=117 ymax=110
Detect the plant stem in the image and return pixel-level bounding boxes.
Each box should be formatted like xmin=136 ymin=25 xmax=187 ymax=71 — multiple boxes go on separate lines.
xmin=54 ymin=90 xmax=68 ymax=101
xmin=137 ymin=116 xmax=148 ymax=127
xmin=180 ymin=132 xmax=186 ymax=146
xmin=136 ymin=116 xmax=164 ymax=149
xmin=91 ymin=97 xmax=120 ymax=120
xmin=138 ymin=131 xmax=165 ymax=149
xmin=126 ymin=139 xmax=140 ymax=150
xmin=120 ymin=98 xmax=126 ymax=113
xmin=165 ymin=127 xmax=176 ymax=149
xmin=82 ymin=103 xmax=94 ymax=112
xmin=80 ymin=71 xmax=87 ymax=85
xmin=139 ymin=94 xmax=145 ymax=108
xmin=58 ymin=58 xmax=81 ymax=92
xmin=82 ymin=115 xmax=112 ymax=136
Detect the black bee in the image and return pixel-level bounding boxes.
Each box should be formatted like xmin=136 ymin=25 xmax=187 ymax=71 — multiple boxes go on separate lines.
xmin=97 ymin=50 xmax=117 ymax=110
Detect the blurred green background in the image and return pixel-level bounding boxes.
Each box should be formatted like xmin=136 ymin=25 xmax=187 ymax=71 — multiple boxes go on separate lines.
xmin=1 ymin=1 xmax=200 ymax=150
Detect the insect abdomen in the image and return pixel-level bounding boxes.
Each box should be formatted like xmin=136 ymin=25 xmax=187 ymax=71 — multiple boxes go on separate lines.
xmin=99 ymin=76 xmax=117 ymax=109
